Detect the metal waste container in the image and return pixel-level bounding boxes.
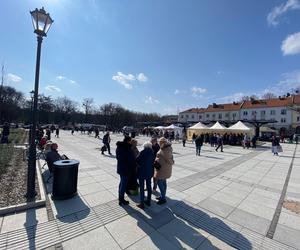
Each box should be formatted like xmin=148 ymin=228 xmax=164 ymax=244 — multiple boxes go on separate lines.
xmin=52 ymin=159 xmax=79 ymax=200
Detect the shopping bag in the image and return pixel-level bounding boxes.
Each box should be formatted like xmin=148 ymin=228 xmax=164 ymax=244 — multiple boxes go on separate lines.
xmin=277 ymin=145 xmax=283 ymax=153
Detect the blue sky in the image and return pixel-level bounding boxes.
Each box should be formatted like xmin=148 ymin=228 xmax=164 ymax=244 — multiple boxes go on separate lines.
xmin=1 ymin=0 xmax=300 ymax=115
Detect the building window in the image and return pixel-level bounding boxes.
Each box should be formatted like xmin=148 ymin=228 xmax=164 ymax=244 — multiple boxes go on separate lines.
xmin=261 ymin=110 xmax=265 ymax=115
xmin=252 ymin=111 xmax=256 ymax=115
xmin=233 ymin=113 xmax=236 ymax=117
xmin=281 ymin=109 xmax=287 ymax=115
xmin=297 ymin=116 xmax=300 ymax=122
xmin=199 ymin=115 xmax=202 ymax=119
xmin=181 ymin=115 xmax=184 ymax=118
xmin=218 ymin=114 xmax=222 ymax=119
xmin=281 ymin=118 xmax=286 ymax=123
xmin=225 ymin=113 xmax=229 ymax=118
xmin=185 ymin=114 xmax=189 ymax=118
xmin=191 ymin=115 xmax=194 ymax=119
xmin=243 ymin=111 xmax=248 ymax=116
xmin=270 ymin=110 xmax=276 ymax=115
xmin=206 ymin=114 xmax=210 ymax=118
xmin=212 ymin=114 xmax=216 ymax=119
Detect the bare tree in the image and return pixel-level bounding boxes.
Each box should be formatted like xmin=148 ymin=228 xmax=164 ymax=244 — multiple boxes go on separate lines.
xmin=82 ymin=98 xmax=94 ymax=122
xmin=262 ymin=92 xmax=277 ymax=99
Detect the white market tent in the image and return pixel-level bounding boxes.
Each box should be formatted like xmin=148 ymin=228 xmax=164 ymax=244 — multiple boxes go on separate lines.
xmin=189 ymin=122 xmax=208 ymax=129
xmin=187 ymin=122 xmax=210 ymax=140
xmin=154 ymin=126 xmax=165 ymax=130
xmin=209 ymin=121 xmax=228 ymax=131
xmin=228 ymin=121 xmax=252 ymax=133
xmin=164 ymin=124 xmax=184 ymax=138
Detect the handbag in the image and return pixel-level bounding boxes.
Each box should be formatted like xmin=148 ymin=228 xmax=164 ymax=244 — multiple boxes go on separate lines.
xmin=277 ymin=145 xmax=283 ymax=153
xmin=153 ymin=161 xmax=161 ymax=170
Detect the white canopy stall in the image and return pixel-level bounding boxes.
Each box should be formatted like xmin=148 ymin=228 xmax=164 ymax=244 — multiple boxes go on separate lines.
xmin=228 ymin=121 xmax=254 ymax=135
xmin=208 ymin=121 xmax=228 ymax=134
xmin=187 ymin=122 xmax=210 ymax=140
xmin=164 ymin=124 xmax=184 ymax=138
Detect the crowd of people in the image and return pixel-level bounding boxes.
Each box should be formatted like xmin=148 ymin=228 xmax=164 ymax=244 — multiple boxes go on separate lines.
xmin=115 ymin=135 xmax=174 ymax=208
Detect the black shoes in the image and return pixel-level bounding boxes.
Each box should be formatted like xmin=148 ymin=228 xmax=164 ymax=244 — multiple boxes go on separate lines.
xmin=156 ymin=199 xmax=167 ymax=205
xmin=137 ymin=203 xmax=145 ymax=209
xmin=119 ymin=199 xmax=129 ymax=206
xmin=144 ymin=200 xmax=151 ymax=207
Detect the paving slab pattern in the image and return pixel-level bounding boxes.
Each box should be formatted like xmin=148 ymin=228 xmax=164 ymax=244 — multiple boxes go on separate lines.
xmin=0 ymin=131 xmax=299 ymax=249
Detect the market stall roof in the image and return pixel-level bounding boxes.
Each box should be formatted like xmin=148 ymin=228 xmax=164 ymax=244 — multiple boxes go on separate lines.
xmin=165 ymin=124 xmax=182 ymax=129
xmin=189 ymin=122 xmax=208 ymax=129
xmin=228 ymin=121 xmax=251 ymax=131
xmin=209 ymin=121 xmax=227 ymax=130
xmin=154 ymin=126 xmax=165 ymax=129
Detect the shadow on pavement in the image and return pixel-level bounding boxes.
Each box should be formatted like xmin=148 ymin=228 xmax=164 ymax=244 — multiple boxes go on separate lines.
xmin=123 ymin=198 xmax=251 ymax=249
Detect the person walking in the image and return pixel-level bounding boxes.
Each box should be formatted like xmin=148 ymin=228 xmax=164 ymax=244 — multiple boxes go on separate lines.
xmin=102 ymin=131 xmax=111 ymax=155
xmin=215 ymin=134 xmax=223 ymax=152
xmin=55 ymin=126 xmax=60 ymax=138
xmin=195 ymin=134 xmax=203 ymax=156
xmin=271 ymin=135 xmax=280 ymax=155
xmin=251 ymin=135 xmax=257 ymax=148
xmin=182 ymin=132 xmax=187 ymax=147
xmin=46 ymin=128 xmax=51 ymax=141
xmin=154 ymin=137 xmax=174 ymax=205
xmin=151 ymin=137 xmax=160 ymax=191
xmin=136 ymin=142 xmax=155 ymax=209
xmin=116 ymin=136 xmax=135 ymax=205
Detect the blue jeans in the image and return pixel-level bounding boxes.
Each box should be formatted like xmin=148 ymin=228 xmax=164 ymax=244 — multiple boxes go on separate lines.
xmin=139 ymin=178 xmax=152 ymax=203
xmin=118 ymin=175 xmax=129 ymax=200
xmin=196 ymin=145 xmax=201 ymax=155
xmin=157 ymin=179 xmax=167 ymax=200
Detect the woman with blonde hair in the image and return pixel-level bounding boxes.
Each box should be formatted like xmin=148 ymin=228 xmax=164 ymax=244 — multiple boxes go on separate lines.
xmin=154 ymin=137 xmax=174 ymax=205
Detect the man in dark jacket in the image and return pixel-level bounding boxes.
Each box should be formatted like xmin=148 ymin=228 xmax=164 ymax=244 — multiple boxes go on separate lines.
xmin=195 ymin=134 xmax=203 ymax=156
xmin=102 ymin=132 xmax=111 ymax=155
xmin=136 ymin=142 xmax=155 ymax=209
xmin=215 ymin=134 xmax=223 ymax=152
xmin=151 ymin=137 xmax=160 ymax=190
xmin=116 ymin=136 xmax=135 ymax=205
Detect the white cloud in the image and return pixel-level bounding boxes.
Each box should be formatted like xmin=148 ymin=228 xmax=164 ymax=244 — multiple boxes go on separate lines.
xmin=174 ymin=89 xmax=180 ymax=95
xmin=56 ymin=75 xmax=78 ymax=85
xmin=45 ymin=85 xmax=61 ymax=92
xmin=267 ymin=0 xmax=300 ymax=26
xmin=191 ymin=86 xmax=207 ymax=97
xmin=145 ymin=96 xmax=159 ymax=104
xmin=6 ymin=73 xmax=22 ymax=83
xmin=112 ymin=72 xmax=134 ymax=89
xmin=281 ymin=32 xmax=300 ymax=55
xmin=136 ymin=73 xmax=148 ymax=82
xmin=112 ymin=72 xmax=148 ymax=89
xmin=217 ymin=70 xmax=224 ymax=75
xmin=56 ymin=75 xmax=67 ymax=80
xmin=218 ymin=92 xmax=247 ymax=103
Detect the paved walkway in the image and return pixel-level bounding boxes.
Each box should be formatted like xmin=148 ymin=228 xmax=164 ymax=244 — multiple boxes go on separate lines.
xmin=0 ymin=131 xmax=299 ymax=249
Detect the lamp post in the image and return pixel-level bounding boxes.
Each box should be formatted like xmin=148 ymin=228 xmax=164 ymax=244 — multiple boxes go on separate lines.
xmin=26 ymin=7 xmax=53 ymax=198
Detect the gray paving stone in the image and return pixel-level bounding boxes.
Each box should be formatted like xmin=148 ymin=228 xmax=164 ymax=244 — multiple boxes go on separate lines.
xmin=198 ymin=198 xmax=236 ymax=218
xmin=273 ymin=224 xmax=300 ymax=250
xmin=227 ymin=209 xmax=271 ymax=235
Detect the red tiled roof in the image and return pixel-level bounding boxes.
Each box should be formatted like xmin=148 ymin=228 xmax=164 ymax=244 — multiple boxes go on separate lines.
xmin=293 ymin=94 xmax=300 ymax=105
xmin=242 ymin=97 xmax=293 ymax=109
xmin=181 ymin=108 xmax=206 ymax=113
xmin=206 ymin=103 xmax=242 ymax=112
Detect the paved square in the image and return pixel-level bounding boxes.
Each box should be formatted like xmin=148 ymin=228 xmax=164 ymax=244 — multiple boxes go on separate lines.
xmin=0 ymin=130 xmax=299 ymax=249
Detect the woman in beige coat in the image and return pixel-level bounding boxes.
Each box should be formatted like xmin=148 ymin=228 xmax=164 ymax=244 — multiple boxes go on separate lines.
xmin=154 ymin=137 xmax=174 ymax=205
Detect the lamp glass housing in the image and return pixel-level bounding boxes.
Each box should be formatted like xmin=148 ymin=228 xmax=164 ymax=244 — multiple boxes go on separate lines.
xmin=30 ymin=7 xmax=53 ymax=37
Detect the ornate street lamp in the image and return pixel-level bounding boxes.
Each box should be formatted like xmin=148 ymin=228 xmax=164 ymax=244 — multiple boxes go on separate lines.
xmin=26 ymin=8 xmax=53 ymax=198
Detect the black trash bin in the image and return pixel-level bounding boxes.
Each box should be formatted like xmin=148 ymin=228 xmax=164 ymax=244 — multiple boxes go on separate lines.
xmin=52 ymin=159 xmax=79 ymax=200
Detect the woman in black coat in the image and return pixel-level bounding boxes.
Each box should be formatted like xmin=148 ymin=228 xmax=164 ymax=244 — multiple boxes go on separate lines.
xmin=136 ymin=142 xmax=155 ymax=209
xmin=116 ymin=136 xmax=135 ymax=205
